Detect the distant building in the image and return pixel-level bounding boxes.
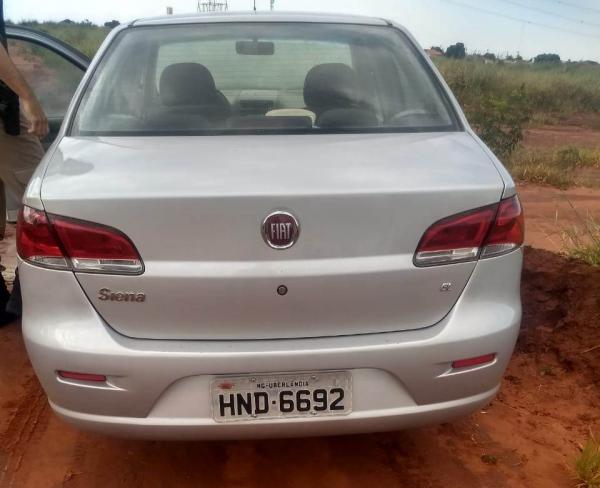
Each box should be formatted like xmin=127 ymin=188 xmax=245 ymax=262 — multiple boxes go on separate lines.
xmin=425 ymin=48 xmax=443 ymax=58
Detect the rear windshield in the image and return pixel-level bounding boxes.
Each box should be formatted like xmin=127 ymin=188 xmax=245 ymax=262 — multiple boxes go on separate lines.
xmin=71 ymin=23 xmax=460 ymax=136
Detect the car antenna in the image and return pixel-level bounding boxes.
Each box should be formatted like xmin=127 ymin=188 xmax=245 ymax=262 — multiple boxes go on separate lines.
xmin=254 ymin=0 xmax=257 ymax=11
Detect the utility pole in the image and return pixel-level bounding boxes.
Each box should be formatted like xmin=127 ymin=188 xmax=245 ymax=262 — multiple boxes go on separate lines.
xmin=198 ymin=0 xmax=228 ymax=12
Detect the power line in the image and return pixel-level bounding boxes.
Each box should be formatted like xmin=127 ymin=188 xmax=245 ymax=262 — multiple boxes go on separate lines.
xmin=551 ymin=0 xmax=600 ymax=16
xmin=439 ymin=0 xmax=600 ymax=39
xmin=498 ymin=0 xmax=600 ymax=28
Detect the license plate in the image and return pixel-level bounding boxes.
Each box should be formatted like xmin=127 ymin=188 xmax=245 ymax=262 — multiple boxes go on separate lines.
xmin=211 ymin=371 xmax=352 ymax=423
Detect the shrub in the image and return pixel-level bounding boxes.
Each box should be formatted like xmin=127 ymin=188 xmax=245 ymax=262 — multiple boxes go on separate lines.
xmin=554 ymin=146 xmax=582 ymax=170
xmin=563 ymin=214 xmax=600 ymax=267
xmin=534 ymin=53 xmax=561 ymax=64
xmin=445 ymin=42 xmax=466 ymax=59
xmin=575 ymin=434 xmax=600 ymax=487
xmin=467 ymin=88 xmax=531 ymax=159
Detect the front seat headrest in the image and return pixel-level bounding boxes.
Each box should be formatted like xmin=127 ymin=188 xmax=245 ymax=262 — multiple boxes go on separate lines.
xmin=160 ymin=63 xmax=219 ymax=106
xmin=304 ymin=63 xmax=361 ymax=115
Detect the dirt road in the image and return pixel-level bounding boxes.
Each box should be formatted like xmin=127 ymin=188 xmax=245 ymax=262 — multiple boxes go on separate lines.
xmin=519 ymin=183 xmax=600 ymax=253
xmin=1 ymin=187 xmax=599 ymax=488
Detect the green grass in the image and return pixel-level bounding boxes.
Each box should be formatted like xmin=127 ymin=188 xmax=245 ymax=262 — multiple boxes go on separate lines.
xmin=506 ymin=146 xmax=600 ymax=189
xmin=575 ymin=434 xmax=600 ymax=487
xmin=558 ymin=196 xmax=600 ymax=266
xmin=435 ymin=57 xmax=600 ymax=120
xmin=571 ymin=242 xmax=600 ymax=267
xmin=563 ymin=217 xmax=600 ymax=267
xmin=14 ymin=21 xmax=110 ymax=58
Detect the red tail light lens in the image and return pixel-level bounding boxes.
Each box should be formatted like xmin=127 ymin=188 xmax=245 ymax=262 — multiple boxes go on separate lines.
xmin=415 ymin=195 xmax=524 ymax=266
xmin=481 ymin=196 xmax=524 ymax=258
xmin=49 ymin=215 xmax=143 ymax=274
xmin=414 ymin=205 xmax=497 ymax=266
xmin=17 ymin=206 xmax=69 ymax=269
xmin=17 ymin=206 xmax=143 ymax=274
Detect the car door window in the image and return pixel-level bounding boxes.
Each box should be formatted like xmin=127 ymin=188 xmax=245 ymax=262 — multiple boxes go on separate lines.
xmin=7 ymin=38 xmax=84 ymax=120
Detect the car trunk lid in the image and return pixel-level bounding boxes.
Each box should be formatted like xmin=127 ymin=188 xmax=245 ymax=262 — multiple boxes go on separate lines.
xmin=40 ymin=132 xmax=504 ymax=340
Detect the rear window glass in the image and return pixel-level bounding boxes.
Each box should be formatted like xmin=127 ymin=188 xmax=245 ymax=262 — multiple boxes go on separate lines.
xmin=72 ymin=23 xmax=460 ymax=136
xmin=156 ymin=40 xmax=352 ymax=92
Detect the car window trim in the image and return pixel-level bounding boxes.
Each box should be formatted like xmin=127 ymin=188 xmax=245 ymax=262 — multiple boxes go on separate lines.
xmin=74 ymin=125 xmax=460 ymax=138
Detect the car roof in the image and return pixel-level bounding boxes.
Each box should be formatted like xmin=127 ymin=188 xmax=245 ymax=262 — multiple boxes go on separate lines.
xmin=131 ymin=11 xmax=391 ymax=27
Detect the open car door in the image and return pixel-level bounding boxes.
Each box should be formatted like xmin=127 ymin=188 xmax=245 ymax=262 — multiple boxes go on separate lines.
xmin=5 ymin=25 xmax=90 ymax=146
xmin=4 ymin=26 xmax=90 ymax=218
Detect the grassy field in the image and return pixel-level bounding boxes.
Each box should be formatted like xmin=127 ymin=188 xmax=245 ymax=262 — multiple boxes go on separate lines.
xmin=435 ymin=57 xmax=600 ymax=122
xmin=15 ymin=20 xmax=110 ymax=58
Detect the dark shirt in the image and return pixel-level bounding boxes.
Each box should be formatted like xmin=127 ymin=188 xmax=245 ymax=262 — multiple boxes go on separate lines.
xmin=0 ymin=0 xmax=5 ymax=48
xmin=0 ymin=0 xmax=5 ymax=49
xmin=0 ymin=0 xmax=20 ymax=136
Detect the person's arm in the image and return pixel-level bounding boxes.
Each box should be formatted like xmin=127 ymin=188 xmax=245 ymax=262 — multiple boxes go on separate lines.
xmin=0 ymin=43 xmax=48 ymax=137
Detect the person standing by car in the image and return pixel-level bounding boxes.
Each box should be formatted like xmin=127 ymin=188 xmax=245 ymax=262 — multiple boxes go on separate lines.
xmin=0 ymin=0 xmax=48 ymax=324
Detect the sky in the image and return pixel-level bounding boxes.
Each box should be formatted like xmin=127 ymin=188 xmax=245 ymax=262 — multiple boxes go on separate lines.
xmin=4 ymin=0 xmax=600 ymax=61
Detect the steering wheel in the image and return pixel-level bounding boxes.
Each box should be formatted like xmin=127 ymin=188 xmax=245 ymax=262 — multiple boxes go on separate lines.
xmin=389 ymin=109 xmax=430 ymax=123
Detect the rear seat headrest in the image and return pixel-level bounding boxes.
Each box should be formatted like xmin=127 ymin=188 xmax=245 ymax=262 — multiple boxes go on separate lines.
xmin=304 ymin=63 xmax=361 ymax=115
xmin=159 ymin=63 xmax=218 ymax=106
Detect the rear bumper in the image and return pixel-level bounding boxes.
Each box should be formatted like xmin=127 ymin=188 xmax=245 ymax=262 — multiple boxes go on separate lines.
xmin=21 ymin=249 xmax=522 ymax=440
xmin=50 ymin=386 xmax=498 ymax=440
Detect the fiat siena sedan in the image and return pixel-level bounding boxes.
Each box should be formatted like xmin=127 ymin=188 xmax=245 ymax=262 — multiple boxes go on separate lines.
xmin=18 ymin=12 xmax=523 ymax=439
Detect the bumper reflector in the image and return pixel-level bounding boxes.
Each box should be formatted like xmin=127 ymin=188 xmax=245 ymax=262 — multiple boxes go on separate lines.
xmin=452 ymin=353 xmax=496 ymax=369
xmin=58 ymin=371 xmax=107 ymax=382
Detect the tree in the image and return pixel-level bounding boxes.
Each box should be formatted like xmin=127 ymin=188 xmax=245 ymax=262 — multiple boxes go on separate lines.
xmin=430 ymin=46 xmax=444 ymax=55
xmin=445 ymin=42 xmax=466 ymax=59
xmin=534 ymin=53 xmax=561 ymax=63
xmin=104 ymin=20 xmax=120 ymax=28
xmin=483 ymin=52 xmax=496 ymax=61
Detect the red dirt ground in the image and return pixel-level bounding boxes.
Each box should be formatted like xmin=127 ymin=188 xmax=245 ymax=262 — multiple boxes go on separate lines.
xmin=1 ymin=185 xmax=600 ymax=488
xmin=523 ymin=114 xmax=600 ymax=150
xmin=519 ymin=183 xmax=600 ymax=253
xmin=524 ymin=125 xmax=600 ymax=150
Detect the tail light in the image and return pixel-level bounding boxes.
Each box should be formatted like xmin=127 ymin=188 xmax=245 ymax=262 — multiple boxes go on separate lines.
xmin=17 ymin=206 xmax=143 ymax=275
xmin=480 ymin=196 xmax=525 ymax=258
xmin=414 ymin=195 xmax=524 ymax=267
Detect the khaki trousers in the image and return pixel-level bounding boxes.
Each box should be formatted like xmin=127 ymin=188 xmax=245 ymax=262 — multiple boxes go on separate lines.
xmin=0 ymin=116 xmax=44 ymax=238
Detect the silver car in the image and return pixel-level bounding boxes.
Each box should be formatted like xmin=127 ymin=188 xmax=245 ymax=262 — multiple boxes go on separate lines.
xmin=18 ymin=12 xmax=523 ymax=440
